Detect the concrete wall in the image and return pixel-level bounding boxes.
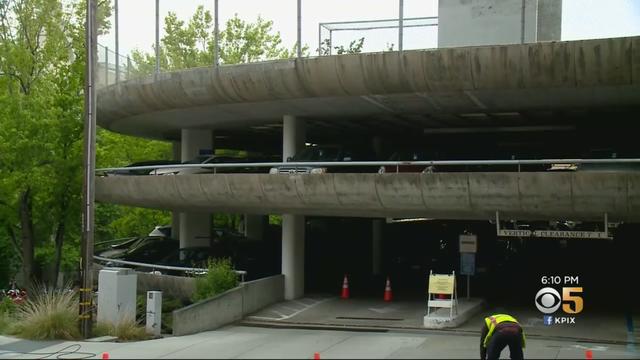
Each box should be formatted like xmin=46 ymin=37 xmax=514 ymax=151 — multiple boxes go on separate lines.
xmin=96 ymin=172 xmax=640 ymax=222
xmin=172 ymin=275 xmax=284 ymax=336
xmin=136 ymin=272 xmax=196 ymax=301
xmin=95 ymin=263 xmax=197 ymax=301
xmin=241 ymin=274 xmax=285 ymax=315
xmin=438 ymin=0 xmax=562 ymax=48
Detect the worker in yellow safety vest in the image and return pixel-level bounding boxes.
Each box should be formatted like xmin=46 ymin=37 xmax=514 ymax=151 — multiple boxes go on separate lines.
xmin=480 ymin=314 xmax=526 ymax=360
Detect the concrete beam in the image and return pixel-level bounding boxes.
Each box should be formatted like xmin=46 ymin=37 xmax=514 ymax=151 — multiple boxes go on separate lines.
xmin=96 ymin=172 xmax=640 ymax=222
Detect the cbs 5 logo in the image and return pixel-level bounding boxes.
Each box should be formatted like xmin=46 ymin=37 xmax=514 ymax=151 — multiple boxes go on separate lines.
xmin=535 ymin=287 xmax=583 ymax=314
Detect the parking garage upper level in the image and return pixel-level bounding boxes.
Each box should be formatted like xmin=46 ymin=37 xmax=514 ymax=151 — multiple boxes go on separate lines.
xmin=95 ymin=36 xmax=640 ymax=223
xmin=97 ymin=36 xmax=640 ymax=149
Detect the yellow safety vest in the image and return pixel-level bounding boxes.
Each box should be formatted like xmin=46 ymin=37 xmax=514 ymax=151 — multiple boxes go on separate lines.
xmin=482 ymin=314 xmax=526 ymax=348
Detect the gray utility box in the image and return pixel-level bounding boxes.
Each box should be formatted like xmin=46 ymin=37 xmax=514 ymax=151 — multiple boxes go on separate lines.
xmin=146 ymin=291 xmax=162 ymax=336
xmin=97 ymin=268 xmax=137 ymax=325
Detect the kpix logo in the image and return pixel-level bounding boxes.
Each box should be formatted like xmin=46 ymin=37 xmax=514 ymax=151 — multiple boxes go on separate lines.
xmin=535 ymin=283 xmax=583 ymax=325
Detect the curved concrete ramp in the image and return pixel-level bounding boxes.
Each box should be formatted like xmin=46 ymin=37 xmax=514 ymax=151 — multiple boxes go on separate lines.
xmin=96 ymin=172 xmax=640 ymax=221
xmin=97 ymin=36 xmax=640 ymax=140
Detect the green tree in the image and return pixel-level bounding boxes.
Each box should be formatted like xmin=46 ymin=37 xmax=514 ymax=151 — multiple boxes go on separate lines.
xmin=115 ymin=6 xmax=312 ymax=235
xmin=130 ymin=5 xmax=308 ymax=74
xmin=319 ymin=37 xmax=365 ymax=56
xmin=0 ymin=0 xmax=111 ymax=287
xmin=94 ymin=129 xmax=173 ymax=242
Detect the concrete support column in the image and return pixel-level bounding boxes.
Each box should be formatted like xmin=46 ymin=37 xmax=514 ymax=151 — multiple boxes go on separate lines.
xmin=179 ymin=129 xmax=213 ymax=248
xmin=282 ymin=115 xmax=306 ymax=300
xmin=283 ymin=115 xmax=305 ymax=161
xmin=522 ymin=0 xmax=538 ymax=43
xmin=282 ymin=214 xmax=305 ymax=300
xmin=171 ymin=141 xmax=181 ymax=239
xmin=372 ymin=219 xmax=383 ymax=275
xmin=244 ymin=214 xmax=265 ymax=241
xmin=181 ymin=129 xmax=213 ymax=161
xmin=372 ymin=136 xmax=384 ymax=159
xmin=179 ymin=212 xmax=212 ymax=248
xmin=536 ymin=0 xmax=562 ymax=41
xmin=172 ymin=141 xmax=181 ymax=161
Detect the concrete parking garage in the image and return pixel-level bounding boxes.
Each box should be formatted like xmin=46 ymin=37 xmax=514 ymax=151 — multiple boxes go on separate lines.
xmin=94 ymin=0 xmax=640 ymax=341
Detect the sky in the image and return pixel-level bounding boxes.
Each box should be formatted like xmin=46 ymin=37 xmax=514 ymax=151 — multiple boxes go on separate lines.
xmin=97 ymin=0 xmax=640 ymax=60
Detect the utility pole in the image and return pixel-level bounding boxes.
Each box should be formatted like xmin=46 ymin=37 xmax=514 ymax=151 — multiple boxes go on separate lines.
xmin=297 ymin=0 xmax=302 ymax=58
xmin=80 ymin=0 xmax=97 ymax=339
xmin=214 ymin=0 xmax=219 ymax=66
xmin=155 ymin=0 xmax=160 ymax=75
xmin=520 ymin=0 xmax=526 ymax=44
xmin=115 ymin=0 xmax=119 ymax=83
xmin=399 ymin=0 xmax=404 ymax=51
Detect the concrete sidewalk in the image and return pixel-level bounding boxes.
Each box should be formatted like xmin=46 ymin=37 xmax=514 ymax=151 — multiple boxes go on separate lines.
xmin=1 ymin=325 xmax=638 ymax=359
xmin=245 ymin=296 xmax=484 ymax=330
xmin=243 ymin=296 xmax=637 ymax=345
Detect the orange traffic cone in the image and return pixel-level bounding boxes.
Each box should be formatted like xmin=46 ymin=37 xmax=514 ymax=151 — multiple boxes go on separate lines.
xmin=383 ymin=276 xmax=393 ymax=302
xmin=340 ymin=275 xmax=350 ymax=299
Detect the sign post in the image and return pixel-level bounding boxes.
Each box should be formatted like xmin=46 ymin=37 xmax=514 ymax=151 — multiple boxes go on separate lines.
xmin=459 ymin=234 xmax=477 ymax=299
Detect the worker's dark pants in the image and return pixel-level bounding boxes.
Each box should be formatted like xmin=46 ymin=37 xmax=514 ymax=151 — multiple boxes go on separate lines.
xmin=486 ymin=328 xmax=524 ymax=360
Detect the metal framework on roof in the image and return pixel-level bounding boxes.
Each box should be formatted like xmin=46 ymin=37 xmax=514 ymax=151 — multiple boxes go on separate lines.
xmin=318 ymin=16 xmax=438 ymax=55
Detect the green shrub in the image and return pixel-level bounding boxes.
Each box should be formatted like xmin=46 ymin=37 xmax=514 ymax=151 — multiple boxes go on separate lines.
xmin=0 ymin=311 xmax=11 ymax=334
xmin=131 ymin=294 xmax=188 ymax=334
xmin=0 ymin=297 xmax=16 ymax=315
xmin=192 ymin=258 xmax=238 ymax=302
xmin=10 ymin=286 xmax=80 ymax=340
xmin=93 ymin=315 xmax=151 ymax=341
xmin=0 ymin=297 xmax=17 ymax=334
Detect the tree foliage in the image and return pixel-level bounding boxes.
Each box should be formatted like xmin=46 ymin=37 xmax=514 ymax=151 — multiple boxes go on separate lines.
xmin=0 ymin=1 xmax=300 ymax=289
xmin=119 ymin=6 xmax=313 ymax=235
xmin=131 ymin=5 xmax=308 ymax=74
xmin=319 ymin=37 xmax=365 ymax=56
xmin=0 ymin=0 xmax=111 ymax=287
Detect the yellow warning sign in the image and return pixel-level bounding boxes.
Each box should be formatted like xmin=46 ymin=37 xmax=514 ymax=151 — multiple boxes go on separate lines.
xmin=428 ymin=274 xmax=455 ymax=294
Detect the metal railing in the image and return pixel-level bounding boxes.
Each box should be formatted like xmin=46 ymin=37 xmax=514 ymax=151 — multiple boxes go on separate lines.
xmin=98 ymin=0 xmax=438 ymax=88
xmin=97 ymin=44 xmax=133 ymax=87
xmin=318 ymin=16 xmax=438 ymax=55
xmin=93 ymin=255 xmax=247 ymax=282
xmin=96 ymin=158 xmax=640 ymax=175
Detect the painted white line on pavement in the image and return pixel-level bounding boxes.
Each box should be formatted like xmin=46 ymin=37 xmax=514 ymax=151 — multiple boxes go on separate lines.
xmin=276 ymin=297 xmax=334 ymax=320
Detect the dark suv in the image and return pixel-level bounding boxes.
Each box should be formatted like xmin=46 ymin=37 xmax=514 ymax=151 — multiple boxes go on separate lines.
xmin=269 ymin=145 xmax=375 ymax=174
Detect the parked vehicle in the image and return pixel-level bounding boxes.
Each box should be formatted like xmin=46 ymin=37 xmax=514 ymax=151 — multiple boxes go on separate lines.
xmin=100 ymin=160 xmax=178 ymax=176
xmin=99 ymin=236 xmax=180 ymax=266
xmin=378 ymin=150 xmax=437 ymax=174
xmin=151 ymin=154 xmax=277 ymax=175
xmin=269 ymin=144 xmax=375 ymax=174
xmin=95 ymin=224 xmax=173 ymax=259
xmin=148 ymin=225 xmax=172 ymax=237
xmin=548 ymin=148 xmax=640 ymax=172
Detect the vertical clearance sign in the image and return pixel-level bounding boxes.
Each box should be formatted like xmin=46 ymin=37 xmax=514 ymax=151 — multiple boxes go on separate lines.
xmin=459 ymin=234 xmax=477 ymax=299
xmin=459 ymin=234 xmax=477 ymax=275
